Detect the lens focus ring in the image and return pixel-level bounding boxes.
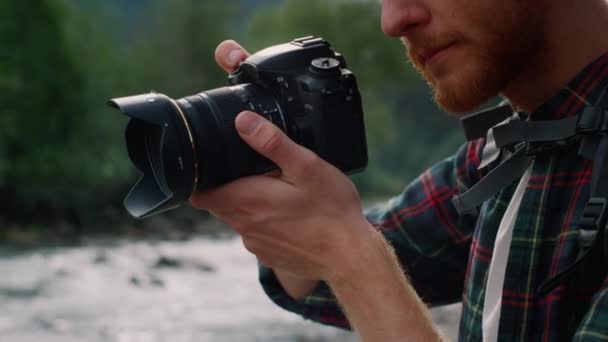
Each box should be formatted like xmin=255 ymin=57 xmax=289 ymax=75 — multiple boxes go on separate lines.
xmin=203 ymin=88 xmax=250 ymax=130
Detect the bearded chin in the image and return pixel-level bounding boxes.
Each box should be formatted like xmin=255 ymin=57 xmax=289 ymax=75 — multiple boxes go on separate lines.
xmin=406 ymin=35 xmax=533 ymax=116
xmin=421 ymin=53 xmax=511 ymax=115
xmin=432 ymin=66 xmax=505 ymax=115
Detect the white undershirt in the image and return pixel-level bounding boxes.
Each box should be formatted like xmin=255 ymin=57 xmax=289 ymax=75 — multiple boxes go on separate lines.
xmin=482 ymin=162 xmax=534 ymax=342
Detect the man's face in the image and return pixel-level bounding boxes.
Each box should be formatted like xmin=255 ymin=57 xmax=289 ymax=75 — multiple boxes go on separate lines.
xmin=382 ymin=0 xmax=548 ymax=114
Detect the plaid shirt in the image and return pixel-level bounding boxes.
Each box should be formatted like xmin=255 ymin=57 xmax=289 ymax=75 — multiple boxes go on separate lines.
xmin=259 ymin=53 xmax=608 ymax=341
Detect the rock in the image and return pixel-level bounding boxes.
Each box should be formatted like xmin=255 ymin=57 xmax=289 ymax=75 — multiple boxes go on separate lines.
xmin=196 ymin=263 xmax=215 ymax=272
xmin=0 ymin=285 xmax=43 ymax=299
xmin=154 ymin=256 xmax=181 ymax=269
xmin=129 ymin=273 xmax=165 ymax=288
xmin=54 ymin=268 xmax=71 ymax=278
xmin=149 ymin=273 xmax=165 ymax=287
xmin=129 ymin=275 xmax=141 ymax=287
xmin=93 ymin=250 xmax=108 ymax=264
xmin=152 ymin=255 xmax=216 ymax=273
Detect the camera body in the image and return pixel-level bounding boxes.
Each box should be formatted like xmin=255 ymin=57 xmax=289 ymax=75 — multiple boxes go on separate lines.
xmin=226 ymin=36 xmax=367 ymax=175
xmin=109 ymin=37 xmax=368 ymax=218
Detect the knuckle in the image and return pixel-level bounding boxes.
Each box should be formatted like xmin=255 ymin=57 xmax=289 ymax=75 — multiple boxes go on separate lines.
xmin=298 ymin=151 xmax=320 ymax=172
xmin=259 ymin=126 xmax=284 ymax=154
xmin=292 ymin=151 xmax=324 ymax=183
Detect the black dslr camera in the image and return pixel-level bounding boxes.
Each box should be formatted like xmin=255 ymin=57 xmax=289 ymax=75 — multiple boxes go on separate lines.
xmin=109 ymin=37 xmax=368 ymax=219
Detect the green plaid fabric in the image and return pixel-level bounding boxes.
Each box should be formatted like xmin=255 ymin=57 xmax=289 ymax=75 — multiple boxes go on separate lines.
xmin=259 ymin=53 xmax=608 ymax=341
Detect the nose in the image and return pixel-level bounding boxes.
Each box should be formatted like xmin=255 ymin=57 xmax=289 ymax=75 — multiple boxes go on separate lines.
xmin=381 ymin=0 xmax=431 ymax=37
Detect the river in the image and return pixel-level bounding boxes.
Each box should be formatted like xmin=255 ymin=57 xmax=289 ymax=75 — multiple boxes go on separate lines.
xmin=0 ymin=237 xmax=460 ymax=341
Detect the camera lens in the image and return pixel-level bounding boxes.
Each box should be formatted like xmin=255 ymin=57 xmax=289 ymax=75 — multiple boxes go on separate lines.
xmin=109 ymin=37 xmax=368 ymax=219
xmin=109 ymin=84 xmax=285 ymax=218
xmin=183 ymin=84 xmax=286 ymax=187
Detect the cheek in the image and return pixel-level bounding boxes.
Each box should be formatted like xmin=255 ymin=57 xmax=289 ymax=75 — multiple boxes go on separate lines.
xmin=451 ymin=5 xmax=534 ymax=79
xmin=472 ymin=2 xmax=537 ymax=46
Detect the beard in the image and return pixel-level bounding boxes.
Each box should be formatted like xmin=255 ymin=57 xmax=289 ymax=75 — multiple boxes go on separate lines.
xmin=403 ymin=2 xmax=547 ymax=115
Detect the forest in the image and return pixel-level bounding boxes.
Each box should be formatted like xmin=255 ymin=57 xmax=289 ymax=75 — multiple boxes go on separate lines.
xmin=0 ymin=0 xmax=466 ymax=244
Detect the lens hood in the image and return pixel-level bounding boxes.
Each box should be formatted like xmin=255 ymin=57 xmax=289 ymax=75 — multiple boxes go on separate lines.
xmin=108 ymin=93 xmax=196 ymax=218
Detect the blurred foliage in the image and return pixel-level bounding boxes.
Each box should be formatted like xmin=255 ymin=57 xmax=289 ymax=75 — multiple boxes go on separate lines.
xmin=0 ymin=0 xmax=464 ymax=229
xmin=0 ymin=1 xmax=90 ymax=215
xmin=128 ymin=0 xmax=238 ymax=96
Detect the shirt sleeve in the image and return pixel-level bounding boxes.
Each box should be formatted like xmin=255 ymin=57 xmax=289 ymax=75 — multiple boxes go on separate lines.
xmin=258 ymin=138 xmax=486 ymax=330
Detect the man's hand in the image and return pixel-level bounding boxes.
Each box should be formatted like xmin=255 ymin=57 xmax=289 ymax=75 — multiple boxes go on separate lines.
xmin=208 ymin=40 xmax=320 ymax=299
xmin=192 ymin=40 xmax=443 ymax=341
xmin=191 ymin=40 xmax=374 ymax=282
xmin=190 ymin=108 xmax=372 ymax=280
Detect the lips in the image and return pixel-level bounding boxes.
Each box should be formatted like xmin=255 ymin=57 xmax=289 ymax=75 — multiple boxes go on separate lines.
xmin=417 ymin=42 xmax=455 ymax=66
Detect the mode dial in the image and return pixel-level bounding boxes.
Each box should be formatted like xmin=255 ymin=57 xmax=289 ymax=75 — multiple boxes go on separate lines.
xmin=310 ymin=57 xmax=341 ymax=76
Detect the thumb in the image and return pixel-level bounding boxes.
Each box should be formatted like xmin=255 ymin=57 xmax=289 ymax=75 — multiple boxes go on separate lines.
xmin=235 ymin=111 xmax=317 ymax=180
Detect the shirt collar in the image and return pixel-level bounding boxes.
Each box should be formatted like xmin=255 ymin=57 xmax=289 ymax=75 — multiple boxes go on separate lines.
xmin=529 ymin=52 xmax=608 ymax=121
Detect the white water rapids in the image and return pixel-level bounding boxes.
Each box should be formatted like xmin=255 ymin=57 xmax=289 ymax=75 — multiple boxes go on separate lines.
xmin=0 ymin=237 xmax=459 ymax=341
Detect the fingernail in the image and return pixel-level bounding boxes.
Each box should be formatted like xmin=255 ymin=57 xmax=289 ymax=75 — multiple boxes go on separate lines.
xmin=227 ymin=50 xmax=241 ymax=66
xmin=236 ymin=112 xmax=261 ymax=135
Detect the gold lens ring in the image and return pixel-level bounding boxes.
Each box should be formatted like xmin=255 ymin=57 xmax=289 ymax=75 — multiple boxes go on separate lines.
xmin=162 ymin=95 xmax=199 ymax=194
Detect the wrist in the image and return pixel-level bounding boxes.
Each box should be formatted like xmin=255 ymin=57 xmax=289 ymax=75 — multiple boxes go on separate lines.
xmin=324 ymin=220 xmax=392 ymax=286
xmin=323 ymin=221 xmax=442 ymax=341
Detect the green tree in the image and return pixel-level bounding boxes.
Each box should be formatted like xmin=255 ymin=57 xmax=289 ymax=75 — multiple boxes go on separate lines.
xmin=0 ymin=0 xmax=89 ymax=213
xmin=130 ymin=0 xmax=239 ymax=97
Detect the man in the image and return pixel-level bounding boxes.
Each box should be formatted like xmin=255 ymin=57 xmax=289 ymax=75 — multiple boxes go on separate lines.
xmin=191 ymin=0 xmax=608 ymax=340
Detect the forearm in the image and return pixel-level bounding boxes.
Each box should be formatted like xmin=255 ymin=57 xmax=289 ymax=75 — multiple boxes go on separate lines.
xmin=326 ymin=225 xmax=443 ymax=342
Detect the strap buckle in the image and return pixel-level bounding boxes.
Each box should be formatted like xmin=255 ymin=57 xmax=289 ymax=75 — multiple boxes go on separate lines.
xmin=580 ymin=197 xmax=608 ymax=230
xmin=577 ymin=106 xmax=608 ymax=134
xmin=537 ymin=197 xmax=608 ymax=296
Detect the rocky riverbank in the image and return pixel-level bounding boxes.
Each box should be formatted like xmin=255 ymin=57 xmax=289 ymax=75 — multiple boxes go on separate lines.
xmin=0 ymin=207 xmax=232 ymax=249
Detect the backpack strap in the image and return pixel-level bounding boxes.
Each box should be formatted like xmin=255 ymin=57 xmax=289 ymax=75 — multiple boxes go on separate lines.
xmin=492 ymin=116 xmax=579 ymax=148
xmin=536 ymin=88 xmax=608 ymax=295
xmin=455 ymin=86 xmax=608 ymax=295
xmin=452 ymin=114 xmax=580 ymax=217
xmin=453 ymin=89 xmax=608 ymax=217
xmin=537 ymin=134 xmax=608 ymax=295
xmin=452 ymin=145 xmax=532 ymax=216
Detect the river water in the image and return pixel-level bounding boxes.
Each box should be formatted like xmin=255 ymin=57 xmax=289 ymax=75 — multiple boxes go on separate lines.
xmin=0 ymin=237 xmax=460 ymax=341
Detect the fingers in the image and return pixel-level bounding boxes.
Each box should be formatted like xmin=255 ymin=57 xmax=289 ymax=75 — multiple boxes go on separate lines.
xmin=189 ymin=175 xmax=292 ymax=211
xmin=264 ymin=169 xmax=282 ymax=178
xmin=235 ymin=111 xmax=320 ymax=182
xmin=215 ymin=40 xmax=251 ymax=73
